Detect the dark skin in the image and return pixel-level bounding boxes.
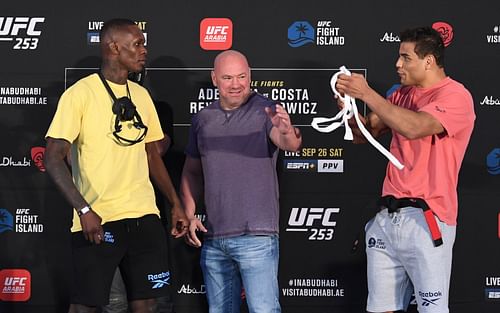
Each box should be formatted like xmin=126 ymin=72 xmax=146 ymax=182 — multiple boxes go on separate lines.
xmin=45 ymin=23 xmax=187 ymax=313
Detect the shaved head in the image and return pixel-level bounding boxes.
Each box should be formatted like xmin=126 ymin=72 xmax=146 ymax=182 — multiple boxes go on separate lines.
xmin=98 ymin=18 xmax=147 ymax=83
xmin=211 ymin=50 xmax=252 ymax=110
xmin=100 ymin=18 xmax=136 ymax=44
xmin=213 ymin=50 xmax=250 ymax=72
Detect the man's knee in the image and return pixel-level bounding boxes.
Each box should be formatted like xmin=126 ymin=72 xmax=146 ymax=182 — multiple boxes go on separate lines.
xmin=129 ymin=298 xmax=157 ymax=313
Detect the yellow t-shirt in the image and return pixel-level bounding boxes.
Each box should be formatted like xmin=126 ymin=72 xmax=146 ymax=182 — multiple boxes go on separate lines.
xmin=46 ymin=73 xmax=164 ymax=232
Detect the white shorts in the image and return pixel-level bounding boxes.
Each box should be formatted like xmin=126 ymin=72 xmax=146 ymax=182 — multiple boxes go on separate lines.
xmin=365 ymin=207 xmax=456 ymax=313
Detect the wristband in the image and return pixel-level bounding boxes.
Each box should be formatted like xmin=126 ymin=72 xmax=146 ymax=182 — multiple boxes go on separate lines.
xmin=77 ymin=205 xmax=91 ymax=217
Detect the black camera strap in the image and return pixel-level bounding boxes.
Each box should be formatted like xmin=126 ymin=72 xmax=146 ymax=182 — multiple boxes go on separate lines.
xmin=97 ymin=72 xmax=148 ymax=146
xmin=98 ymin=72 xmax=131 ymax=115
xmin=98 ymin=72 xmax=119 ymax=101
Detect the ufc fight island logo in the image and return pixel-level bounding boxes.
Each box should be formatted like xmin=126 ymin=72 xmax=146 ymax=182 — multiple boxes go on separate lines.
xmin=0 ymin=17 xmax=45 ymax=50
xmin=199 ymin=18 xmax=232 ymax=50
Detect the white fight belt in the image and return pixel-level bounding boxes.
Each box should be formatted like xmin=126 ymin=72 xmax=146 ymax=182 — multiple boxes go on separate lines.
xmin=311 ymin=66 xmax=404 ymax=170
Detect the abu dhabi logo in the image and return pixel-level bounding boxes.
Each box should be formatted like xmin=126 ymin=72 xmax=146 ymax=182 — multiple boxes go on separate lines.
xmin=0 ymin=208 xmax=14 ymax=233
xmin=480 ymin=95 xmax=500 ymax=106
xmin=432 ymin=21 xmax=453 ymax=47
xmin=177 ymin=284 xmax=206 ymax=294
xmin=0 ymin=147 xmax=44 ymax=172
xmin=487 ymin=148 xmax=500 ymax=175
xmin=147 ymin=271 xmax=170 ymax=289
xmin=288 ymin=21 xmax=315 ymax=47
xmin=380 ymin=32 xmax=400 ymax=43
xmin=31 ymin=146 xmax=45 ymax=172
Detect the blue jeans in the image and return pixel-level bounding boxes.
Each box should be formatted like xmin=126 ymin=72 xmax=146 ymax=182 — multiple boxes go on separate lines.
xmin=200 ymin=234 xmax=281 ymax=313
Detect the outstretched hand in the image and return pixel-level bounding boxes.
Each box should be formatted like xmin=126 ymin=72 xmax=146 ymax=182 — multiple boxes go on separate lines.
xmin=265 ymin=104 xmax=293 ymax=135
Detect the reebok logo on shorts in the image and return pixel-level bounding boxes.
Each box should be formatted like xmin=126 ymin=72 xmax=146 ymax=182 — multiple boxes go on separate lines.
xmin=367 ymin=237 xmax=386 ymax=249
xmin=418 ymin=290 xmax=442 ymax=307
xmin=147 ymin=271 xmax=170 ymax=289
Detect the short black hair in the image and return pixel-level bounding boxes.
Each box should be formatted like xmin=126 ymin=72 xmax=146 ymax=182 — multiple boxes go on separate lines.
xmin=400 ymin=27 xmax=445 ymax=67
xmin=100 ymin=18 xmax=136 ymax=42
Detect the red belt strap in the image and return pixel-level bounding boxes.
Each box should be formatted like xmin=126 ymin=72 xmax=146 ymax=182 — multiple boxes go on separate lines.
xmin=378 ymin=196 xmax=443 ymax=247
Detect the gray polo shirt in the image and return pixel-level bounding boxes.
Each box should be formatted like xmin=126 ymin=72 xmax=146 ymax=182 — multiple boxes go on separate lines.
xmin=185 ymin=92 xmax=280 ymax=238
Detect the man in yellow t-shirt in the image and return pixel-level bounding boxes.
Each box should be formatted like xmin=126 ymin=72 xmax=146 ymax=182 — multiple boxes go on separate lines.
xmin=44 ymin=18 xmax=188 ymax=313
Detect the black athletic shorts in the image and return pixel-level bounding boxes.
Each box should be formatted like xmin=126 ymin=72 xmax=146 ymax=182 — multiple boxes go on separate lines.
xmin=70 ymin=214 xmax=170 ymax=306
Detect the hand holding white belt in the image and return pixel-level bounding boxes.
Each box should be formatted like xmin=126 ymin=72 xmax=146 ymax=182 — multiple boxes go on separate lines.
xmin=311 ymin=66 xmax=404 ymax=170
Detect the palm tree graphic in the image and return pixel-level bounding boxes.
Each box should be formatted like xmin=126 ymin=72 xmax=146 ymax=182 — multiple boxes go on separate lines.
xmin=295 ymin=23 xmax=310 ymax=38
xmin=0 ymin=210 xmax=7 ymax=224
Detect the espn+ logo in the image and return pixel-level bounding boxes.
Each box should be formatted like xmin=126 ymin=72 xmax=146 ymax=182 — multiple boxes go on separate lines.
xmin=286 ymin=207 xmax=340 ymax=241
xmin=0 ymin=17 xmax=44 ymax=50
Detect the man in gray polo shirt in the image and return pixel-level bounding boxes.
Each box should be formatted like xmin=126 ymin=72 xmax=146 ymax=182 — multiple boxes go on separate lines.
xmin=180 ymin=50 xmax=302 ymax=313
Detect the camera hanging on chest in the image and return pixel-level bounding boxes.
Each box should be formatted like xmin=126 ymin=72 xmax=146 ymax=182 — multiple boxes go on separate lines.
xmin=98 ymin=72 xmax=148 ymax=146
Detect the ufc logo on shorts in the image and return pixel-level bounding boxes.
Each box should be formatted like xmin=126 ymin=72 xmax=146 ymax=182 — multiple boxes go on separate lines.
xmin=0 ymin=17 xmax=44 ymax=36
